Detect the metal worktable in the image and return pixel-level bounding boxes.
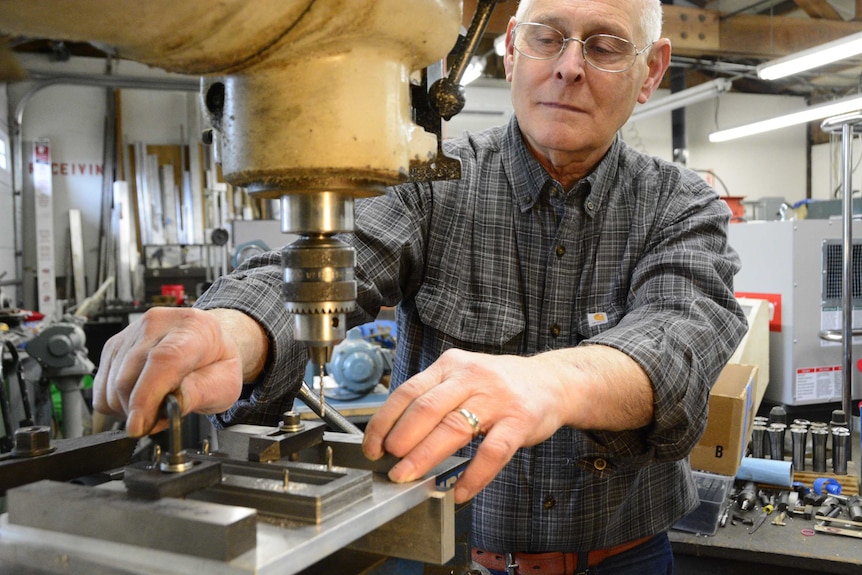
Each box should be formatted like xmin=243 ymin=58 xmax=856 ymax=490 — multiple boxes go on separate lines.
xmin=670 ymin=513 xmax=862 ymax=574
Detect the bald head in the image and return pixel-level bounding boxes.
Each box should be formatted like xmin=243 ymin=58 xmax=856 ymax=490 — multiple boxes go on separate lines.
xmin=514 ymin=0 xmax=663 ymax=45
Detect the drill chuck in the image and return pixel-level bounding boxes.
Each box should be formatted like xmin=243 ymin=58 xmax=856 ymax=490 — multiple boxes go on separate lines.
xmin=737 ymin=481 xmax=758 ymax=511
xmin=279 ymin=191 xmax=360 ymax=349
xmin=282 ymin=236 xmax=356 ymax=346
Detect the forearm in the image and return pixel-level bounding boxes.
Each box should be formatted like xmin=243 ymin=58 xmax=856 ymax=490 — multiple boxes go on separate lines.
xmin=539 ymin=344 xmax=654 ymax=431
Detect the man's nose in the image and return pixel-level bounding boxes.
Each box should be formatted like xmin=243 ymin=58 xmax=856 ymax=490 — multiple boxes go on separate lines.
xmin=556 ymin=39 xmax=587 ymax=80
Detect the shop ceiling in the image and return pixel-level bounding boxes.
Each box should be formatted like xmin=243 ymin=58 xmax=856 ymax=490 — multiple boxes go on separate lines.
xmin=5 ymin=0 xmax=862 ymax=103
xmin=467 ymin=0 xmax=862 ymax=102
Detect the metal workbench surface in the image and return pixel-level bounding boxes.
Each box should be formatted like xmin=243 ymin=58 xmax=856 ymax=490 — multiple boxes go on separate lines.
xmin=670 ymin=513 xmax=862 ymax=575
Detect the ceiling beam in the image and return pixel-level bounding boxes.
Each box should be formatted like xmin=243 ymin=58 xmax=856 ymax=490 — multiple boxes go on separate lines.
xmin=792 ymin=0 xmax=843 ymax=19
xmin=665 ymin=5 xmax=862 ymax=58
xmin=463 ymin=2 xmax=862 ymax=60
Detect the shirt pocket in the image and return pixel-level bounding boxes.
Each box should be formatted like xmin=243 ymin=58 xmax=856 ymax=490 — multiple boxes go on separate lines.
xmin=414 ymin=282 xmax=525 ymax=353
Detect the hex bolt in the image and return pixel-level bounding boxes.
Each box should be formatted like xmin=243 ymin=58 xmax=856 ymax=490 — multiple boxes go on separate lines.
xmin=11 ymin=425 xmax=55 ymax=457
xmin=281 ymin=410 xmax=305 ymax=433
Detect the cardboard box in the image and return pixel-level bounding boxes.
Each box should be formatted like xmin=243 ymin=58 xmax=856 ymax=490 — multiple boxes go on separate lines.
xmin=729 ymin=297 xmax=770 ymax=412
xmin=690 ymin=364 xmax=758 ymax=476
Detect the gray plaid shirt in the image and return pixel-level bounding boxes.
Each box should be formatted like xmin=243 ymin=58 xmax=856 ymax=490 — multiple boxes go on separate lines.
xmin=197 ymin=116 xmax=747 ymax=553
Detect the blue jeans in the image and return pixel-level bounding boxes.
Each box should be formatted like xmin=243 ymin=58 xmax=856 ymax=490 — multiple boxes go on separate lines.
xmin=484 ymin=532 xmax=673 ymax=575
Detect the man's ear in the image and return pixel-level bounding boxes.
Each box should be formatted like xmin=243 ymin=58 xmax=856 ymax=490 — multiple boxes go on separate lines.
xmin=638 ymin=38 xmax=671 ymax=105
xmin=503 ymin=17 xmax=517 ymax=83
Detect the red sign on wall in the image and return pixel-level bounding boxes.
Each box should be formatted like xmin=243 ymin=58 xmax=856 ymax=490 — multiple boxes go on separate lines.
xmin=736 ymin=292 xmax=782 ymax=332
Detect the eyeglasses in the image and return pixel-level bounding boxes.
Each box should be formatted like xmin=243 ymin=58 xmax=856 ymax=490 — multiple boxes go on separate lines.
xmin=512 ymin=22 xmax=652 ymax=73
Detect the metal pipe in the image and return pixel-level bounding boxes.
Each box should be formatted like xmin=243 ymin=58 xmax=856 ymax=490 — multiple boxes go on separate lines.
xmin=819 ymin=329 xmax=862 ymax=342
xmin=53 ymin=376 xmax=84 ymax=438
xmin=820 ymin=111 xmax=862 ymax=455
xmin=841 ymin=120 xmax=853 ymax=423
xmin=296 ymin=384 xmax=362 ymax=436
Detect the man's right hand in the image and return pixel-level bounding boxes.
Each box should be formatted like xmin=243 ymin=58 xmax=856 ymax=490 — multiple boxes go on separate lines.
xmin=92 ymin=307 xmax=266 ymax=437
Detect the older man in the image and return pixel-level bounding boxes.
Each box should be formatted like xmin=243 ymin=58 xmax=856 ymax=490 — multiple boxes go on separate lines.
xmin=95 ymin=0 xmax=746 ymax=573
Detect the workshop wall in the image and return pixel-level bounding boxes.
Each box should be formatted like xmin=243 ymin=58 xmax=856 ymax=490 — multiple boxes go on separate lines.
xmin=628 ymin=90 xmax=810 ymax=205
xmin=8 ymin=55 xmax=199 ymax=311
xmin=17 ymin=83 xmax=107 ymax=312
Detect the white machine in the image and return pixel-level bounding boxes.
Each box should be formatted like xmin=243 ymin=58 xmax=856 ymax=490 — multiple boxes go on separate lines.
xmin=729 ymin=219 xmax=862 ymax=410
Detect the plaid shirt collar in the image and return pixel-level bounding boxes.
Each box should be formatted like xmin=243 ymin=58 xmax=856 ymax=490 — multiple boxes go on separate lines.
xmin=502 ymin=117 xmax=623 ymax=219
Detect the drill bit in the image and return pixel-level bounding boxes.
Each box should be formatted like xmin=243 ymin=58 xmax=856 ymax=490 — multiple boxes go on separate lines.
xmin=307 ymin=345 xmax=332 ymax=419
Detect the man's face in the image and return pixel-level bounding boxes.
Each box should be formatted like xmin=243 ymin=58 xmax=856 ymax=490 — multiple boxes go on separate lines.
xmin=504 ymin=0 xmax=667 ymax=166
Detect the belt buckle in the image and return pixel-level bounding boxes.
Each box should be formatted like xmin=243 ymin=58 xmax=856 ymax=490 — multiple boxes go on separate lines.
xmin=505 ymin=552 xmax=518 ymax=575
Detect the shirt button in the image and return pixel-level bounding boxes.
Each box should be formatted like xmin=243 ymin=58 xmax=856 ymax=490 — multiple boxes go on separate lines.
xmin=543 ymin=496 xmax=556 ymax=509
xmin=550 ymin=324 xmax=561 ymax=338
xmin=555 ymin=245 xmax=566 ymax=258
xmin=594 ymin=458 xmax=607 ymax=471
xmin=586 ymin=201 xmax=595 ymax=210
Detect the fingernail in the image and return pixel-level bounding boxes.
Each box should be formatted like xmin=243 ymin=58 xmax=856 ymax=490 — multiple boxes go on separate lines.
xmin=127 ymin=411 xmax=143 ymax=437
xmin=454 ymin=486 xmax=471 ymax=503
xmin=361 ymin=435 xmax=381 ymax=461
xmin=389 ymin=460 xmax=416 ymax=483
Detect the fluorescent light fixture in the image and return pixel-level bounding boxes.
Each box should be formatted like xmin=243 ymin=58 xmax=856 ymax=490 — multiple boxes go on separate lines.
xmin=629 ymin=78 xmax=733 ymax=122
xmin=494 ymin=33 xmax=507 ymax=56
xmin=709 ymin=93 xmax=862 ymax=142
xmin=462 ymin=56 xmax=486 ymax=85
xmin=757 ymin=31 xmax=862 ymax=81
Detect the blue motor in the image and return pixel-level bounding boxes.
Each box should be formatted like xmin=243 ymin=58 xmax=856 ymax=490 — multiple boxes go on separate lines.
xmin=304 ymin=322 xmax=395 ymax=400
xmin=326 ymin=326 xmax=393 ymax=400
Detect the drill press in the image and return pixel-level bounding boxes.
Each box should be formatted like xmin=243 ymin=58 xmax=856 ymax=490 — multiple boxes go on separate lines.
xmin=0 ymin=3 xmax=503 ymax=572
xmin=1 ymin=0 xmax=461 ymax=411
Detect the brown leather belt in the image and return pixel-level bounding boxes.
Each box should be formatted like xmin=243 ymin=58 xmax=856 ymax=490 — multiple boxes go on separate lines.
xmin=472 ymin=535 xmax=654 ymax=574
